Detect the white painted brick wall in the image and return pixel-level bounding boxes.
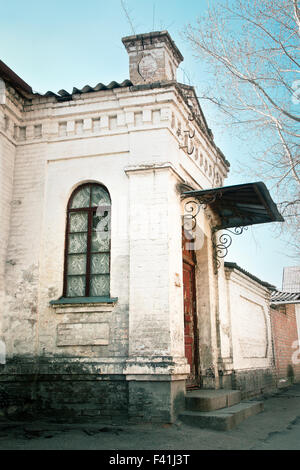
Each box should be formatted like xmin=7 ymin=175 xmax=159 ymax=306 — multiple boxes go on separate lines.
xmin=226 ymin=268 xmax=273 ymax=371
xmin=0 ymin=121 xmax=16 ymax=341
xmin=1 ymin=81 xmax=228 ymax=381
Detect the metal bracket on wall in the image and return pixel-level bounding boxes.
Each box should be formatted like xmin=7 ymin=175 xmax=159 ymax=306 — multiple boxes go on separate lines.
xmin=212 ymin=226 xmax=248 ymax=274
xmin=182 ymin=192 xmax=221 ymax=233
xmin=178 ymin=123 xmax=196 ymax=155
xmin=180 ymin=188 xmax=248 ymax=274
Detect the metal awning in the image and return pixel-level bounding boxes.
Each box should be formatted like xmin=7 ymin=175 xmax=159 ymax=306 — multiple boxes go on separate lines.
xmin=182 ymin=181 xmax=284 ymax=230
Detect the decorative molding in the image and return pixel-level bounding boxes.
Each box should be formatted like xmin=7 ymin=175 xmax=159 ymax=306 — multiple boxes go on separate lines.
xmin=124 ymin=162 xmax=184 ymax=182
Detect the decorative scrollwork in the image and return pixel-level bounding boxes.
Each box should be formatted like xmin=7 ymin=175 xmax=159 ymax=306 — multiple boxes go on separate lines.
xmin=183 ymin=200 xmax=201 ymax=231
xmin=181 ymin=191 xmax=223 ymax=232
xmin=180 ymin=187 xmax=249 ymax=273
xmin=212 ymin=226 xmax=248 ymax=273
xmin=215 ymin=232 xmax=233 ymax=259
xmin=184 ymin=200 xmax=202 ymax=218
xmin=225 ymin=226 xmax=248 ymax=236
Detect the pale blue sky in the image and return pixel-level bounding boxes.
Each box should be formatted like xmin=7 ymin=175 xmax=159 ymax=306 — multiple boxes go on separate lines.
xmin=1 ymin=0 xmax=297 ymax=288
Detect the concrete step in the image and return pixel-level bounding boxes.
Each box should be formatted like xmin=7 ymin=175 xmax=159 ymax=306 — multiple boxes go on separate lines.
xmin=179 ymin=401 xmax=264 ymax=431
xmin=185 ymin=389 xmax=241 ymax=412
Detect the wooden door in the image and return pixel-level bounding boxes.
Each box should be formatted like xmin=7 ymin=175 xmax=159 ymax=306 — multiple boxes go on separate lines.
xmin=182 ymin=230 xmax=199 ymax=387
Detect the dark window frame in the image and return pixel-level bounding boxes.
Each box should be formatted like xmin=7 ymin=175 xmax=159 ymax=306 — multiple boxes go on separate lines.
xmin=63 ymin=182 xmax=111 ymax=298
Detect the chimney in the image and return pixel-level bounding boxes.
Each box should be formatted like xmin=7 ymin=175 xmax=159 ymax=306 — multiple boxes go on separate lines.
xmin=122 ymin=31 xmax=183 ymax=85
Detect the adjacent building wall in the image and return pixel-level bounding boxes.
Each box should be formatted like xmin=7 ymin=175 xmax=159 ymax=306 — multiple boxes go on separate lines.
xmin=225 ymin=265 xmax=276 ymax=398
xmin=271 ymin=303 xmax=300 ymax=386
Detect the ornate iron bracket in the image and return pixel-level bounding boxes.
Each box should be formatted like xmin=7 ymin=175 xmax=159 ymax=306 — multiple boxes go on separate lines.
xmin=181 ymin=191 xmax=223 ymax=231
xmin=180 ymin=188 xmax=249 ymax=274
xmin=181 ymin=191 xmax=222 ymax=208
xmin=212 ymin=226 xmax=248 ymax=274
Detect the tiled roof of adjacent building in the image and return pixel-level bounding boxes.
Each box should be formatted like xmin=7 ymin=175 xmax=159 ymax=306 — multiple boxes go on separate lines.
xmin=270 ymin=290 xmax=300 ymax=304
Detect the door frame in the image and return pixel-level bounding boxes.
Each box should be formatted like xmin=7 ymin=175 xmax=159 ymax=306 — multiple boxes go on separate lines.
xmin=182 ymin=229 xmax=200 ymax=387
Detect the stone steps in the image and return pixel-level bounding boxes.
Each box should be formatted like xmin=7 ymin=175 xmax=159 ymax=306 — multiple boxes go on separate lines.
xmin=179 ymin=401 xmax=264 ymax=431
xmin=179 ymin=389 xmax=263 ymax=430
xmin=185 ymin=389 xmax=241 ymax=412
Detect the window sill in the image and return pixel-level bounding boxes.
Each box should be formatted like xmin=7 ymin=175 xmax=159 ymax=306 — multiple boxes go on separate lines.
xmin=50 ymin=296 xmax=118 ymax=305
xmin=50 ymin=296 xmax=118 ymax=314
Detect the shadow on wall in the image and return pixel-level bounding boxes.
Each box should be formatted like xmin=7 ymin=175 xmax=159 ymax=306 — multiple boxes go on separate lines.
xmin=287 ymin=364 xmax=295 ymax=383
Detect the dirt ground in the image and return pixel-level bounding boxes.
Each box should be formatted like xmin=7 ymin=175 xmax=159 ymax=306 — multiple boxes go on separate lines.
xmin=1 ymin=384 xmax=300 ymax=451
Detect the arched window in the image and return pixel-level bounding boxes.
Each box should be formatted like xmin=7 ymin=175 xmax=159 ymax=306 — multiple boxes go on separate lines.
xmin=63 ymin=183 xmax=111 ymax=298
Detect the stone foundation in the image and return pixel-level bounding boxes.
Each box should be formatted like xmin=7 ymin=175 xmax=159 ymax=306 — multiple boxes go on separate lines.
xmin=128 ymin=379 xmax=186 ymax=423
xmin=231 ymin=368 xmax=277 ymax=399
xmin=0 ymin=358 xmax=186 ymax=423
xmin=198 ymin=367 xmax=277 ymax=399
xmin=0 ymin=359 xmax=128 ymax=421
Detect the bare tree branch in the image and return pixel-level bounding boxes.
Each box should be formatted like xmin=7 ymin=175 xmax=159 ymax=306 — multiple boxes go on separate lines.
xmin=120 ymin=0 xmax=136 ymax=35
xmin=293 ymin=0 xmax=300 ymax=33
xmin=183 ymin=0 xmax=300 ymax=255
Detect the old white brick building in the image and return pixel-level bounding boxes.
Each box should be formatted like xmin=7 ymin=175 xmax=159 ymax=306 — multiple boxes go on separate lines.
xmin=0 ymin=31 xmax=283 ymax=422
